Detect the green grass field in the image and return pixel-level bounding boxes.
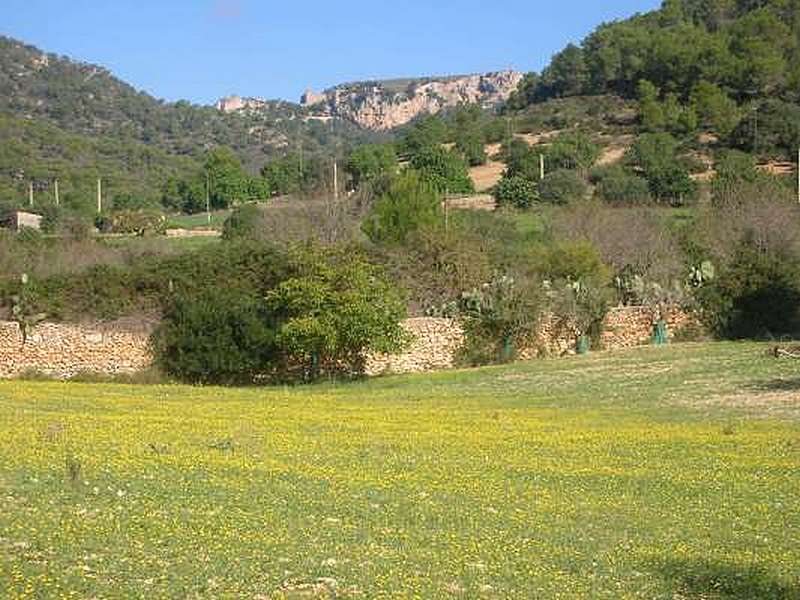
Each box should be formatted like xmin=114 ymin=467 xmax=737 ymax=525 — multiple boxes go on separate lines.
xmin=1 ymin=342 xmax=798 ymax=598
xmin=166 ymin=210 xmax=231 ymax=231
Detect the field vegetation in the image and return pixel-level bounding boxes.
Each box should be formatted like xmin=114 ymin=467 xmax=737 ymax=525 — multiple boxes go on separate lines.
xmin=0 ymin=342 xmax=798 ymax=598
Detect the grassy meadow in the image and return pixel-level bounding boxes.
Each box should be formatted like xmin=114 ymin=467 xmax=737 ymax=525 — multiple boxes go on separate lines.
xmin=0 ymin=342 xmax=798 ymax=598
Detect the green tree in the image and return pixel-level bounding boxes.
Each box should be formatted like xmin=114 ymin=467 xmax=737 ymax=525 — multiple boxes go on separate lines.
xmin=345 ymin=144 xmax=398 ymax=189
xmin=494 ymin=175 xmax=538 ymax=209
xmin=638 ymin=80 xmax=666 ymax=131
xmin=626 ymin=133 xmax=697 ymax=204
xmin=266 ymin=246 xmax=407 ymax=379
xmin=542 ymin=131 xmax=600 ymax=171
xmin=409 ymin=146 xmax=474 ymax=194
xmin=538 ymin=169 xmax=589 ymax=204
xmin=152 ymin=288 xmax=278 ymax=385
xmin=205 ymin=147 xmax=255 ymax=208
xmin=362 ymin=172 xmax=441 ymax=245
xmin=690 ymin=81 xmax=741 ymax=137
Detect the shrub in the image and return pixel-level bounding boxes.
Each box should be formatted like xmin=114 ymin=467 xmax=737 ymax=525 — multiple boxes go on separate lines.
xmin=456 ymin=136 xmax=487 ymax=167
xmin=503 ymin=139 xmax=541 ymax=181
xmin=266 ymin=246 xmax=408 ymax=379
xmin=362 ymin=172 xmax=441 ymax=245
xmin=372 ymin=219 xmax=493 ymax=316
xmin=537 ymin=241 xmax=612 ymax=347
xmin=594 ymin=167 xmax=651 ymax=204
xmin=696 ymin=238 xmax=800 ymax=339
xmin=223 ymin=203 xmax=263 ymax=240
xmin=346 ymin=144 xmax=398 ymax=189
xmin=626 ymin=133 xmax=698 ymax=204
xmin=151 ymin=288 xmax=278 ymax=385
xmin=458 ymin=273 xmax=543 ymax=366
xmin=542 ymin=131 xmax=600 ymax=171
xmin=409 ymin=146 xmax=474 ymax=194
xmin=538 ymin=169 xmax=588 ymax=204
xmin=646 ymin=165 xmax=697 ymax=205
xmin=494 ymin=175 xmax=538 ymax=209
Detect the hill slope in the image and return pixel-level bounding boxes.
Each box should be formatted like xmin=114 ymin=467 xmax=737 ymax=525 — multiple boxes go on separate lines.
xmin=0 ymin=35 xmax=381 ymax=207
xmin=508 ymin=0 xmax=800 ymax=158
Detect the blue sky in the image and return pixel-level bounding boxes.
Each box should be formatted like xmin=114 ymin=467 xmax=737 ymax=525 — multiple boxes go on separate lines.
xmin=2 ymin=0 xmax=661 ymax=105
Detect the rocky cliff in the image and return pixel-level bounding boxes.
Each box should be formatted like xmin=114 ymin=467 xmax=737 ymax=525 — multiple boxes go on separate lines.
xmin=217 ymin=71 xmax=523 ymax=131
xmin=303 ymin=71 xmax=523 ymax=130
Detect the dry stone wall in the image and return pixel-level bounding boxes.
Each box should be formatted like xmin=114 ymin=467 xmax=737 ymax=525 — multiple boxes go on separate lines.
xmin=0 ymin=320 xmax=153 ymax=379
xmin=0 ymin=307 xmax=700 ymax=380
xmin=365 ymin=318 xmax=465 ymax=376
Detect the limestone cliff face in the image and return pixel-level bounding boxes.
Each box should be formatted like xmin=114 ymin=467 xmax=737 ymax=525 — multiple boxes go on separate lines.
xmin=302 ymin=71 xmax=523 ymax=130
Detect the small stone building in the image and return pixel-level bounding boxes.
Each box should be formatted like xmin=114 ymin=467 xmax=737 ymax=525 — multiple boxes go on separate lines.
xmin=1 ymin=211 xmax=42 ymax=232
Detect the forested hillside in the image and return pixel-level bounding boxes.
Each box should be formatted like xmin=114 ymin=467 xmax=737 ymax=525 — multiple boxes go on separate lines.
xmin=509 ymin=0 xmax=800 ymax=158
xmin=0 ymin=36 xmax=379 ymax=211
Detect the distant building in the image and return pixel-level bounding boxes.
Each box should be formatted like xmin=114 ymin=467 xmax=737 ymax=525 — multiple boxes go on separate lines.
xmin=1 ymin=211 xmax=43 ymax=232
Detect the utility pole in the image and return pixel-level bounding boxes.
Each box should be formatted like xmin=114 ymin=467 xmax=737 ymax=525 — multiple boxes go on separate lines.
xmin=333 ymin=160 xmax=339 ymax=201
xmin=444 ymin=187 xmax=450 ymax=236
xmin=539 ymin=154 xmax=545 ymax=181
xmin=28 ymin=182 xmax=34 ymax=208
xmin=96 ymin=178 xmax=103 ymax=214
xmin=205 ymin=169 xmax=211 ymax=226
xmin=54 ymin=179 xmax=60 ymax=206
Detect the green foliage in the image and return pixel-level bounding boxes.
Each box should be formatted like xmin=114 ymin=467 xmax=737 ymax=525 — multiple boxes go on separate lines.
xmin=645 ymin=164 xmax=698 ymax=205
xmin=696 ymin=237 xmax=800 ymax=339
xmin=542 ymin=131 xmax=600 ymax=171
xmin=260 ymin=153 xmax=327 ymax=196
xmin=0 ymin=242 xmax=291 ymax=321
xmin=222 ymin=204 xmax=263 ymax=240
xmin=711 ymin=149 xmax=760 ymax=202
xmin=400 ymin=116 xmax=448 ymax=156
xmin=593 ymin=166 xmax=652 ymax=204
xmin=626 ymin=133 xmax=698 ymax=203
xmin=458 ymin=273 xmax=543 ymax=365
xmin=539 ymin=240 xmax=611 ymax=285
xmin=362 ymin=172 xmax=442 ymax=245
xmin=409 ymin=146 xmax=474 ymax=194
xmin=205 ymin=147 xmax=265 ymax=208
xmin=637 ymin=80 xmax=699 ymax=136
xmin=266 ymin=246 xmax=408 ymax=379
xmin=452 ymin=105 xmax=488 ymax=167
xmin=690 ymin=81 xmax=741 ymax=138
xmin=345 ymin=144 xmax=397 ymax=189
xmin=504 ymin=139 xmax=542 ymax=181
xmin=493 ymin=175 xmax=538 ymax=209
xmin=638 ymin=80 xmax=667 ymax=132
xmin=152 ymin=288 xmax=278 ymax=385
xmin=731 ymin=99 xmax=800 ymax=159
xmin=538 ymin=169 xmax=588 ymax=205
xmin=509 ymin=0 xmax=800 ymax=157
xmin=540 ymin=241 xmax=612 ymax=344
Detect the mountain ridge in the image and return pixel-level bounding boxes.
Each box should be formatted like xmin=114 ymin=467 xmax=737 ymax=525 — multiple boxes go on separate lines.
xmin=218 ymin=70 xmax=524 ymax=131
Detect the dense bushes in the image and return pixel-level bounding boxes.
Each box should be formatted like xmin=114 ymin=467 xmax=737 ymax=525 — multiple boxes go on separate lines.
xmin=458 ymin=274 xmax=543 ymax=365
xmin=409 ymin=146 xmax=474 ymax=194
xmin=493 ymin=175 xmax=538 ymax=209
xmin=538 ymin=169 xmax=588 ymax=204
xmin=626 ymin=133 xmax=697 ymax=204
xmin=0 ymin=241 xmax=291 ymax=321
xmin=152 ymin=245 xmax=407 ymax=383
xmin=362 ymin=172 xmax=441 ymax=245
xmin=593 ymin=167 xmax=651 ymax=204
xmin=696 ymin=239 xmax=800 ymax=339
xmin=152 ymin=289 xmax=278 ymax=385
